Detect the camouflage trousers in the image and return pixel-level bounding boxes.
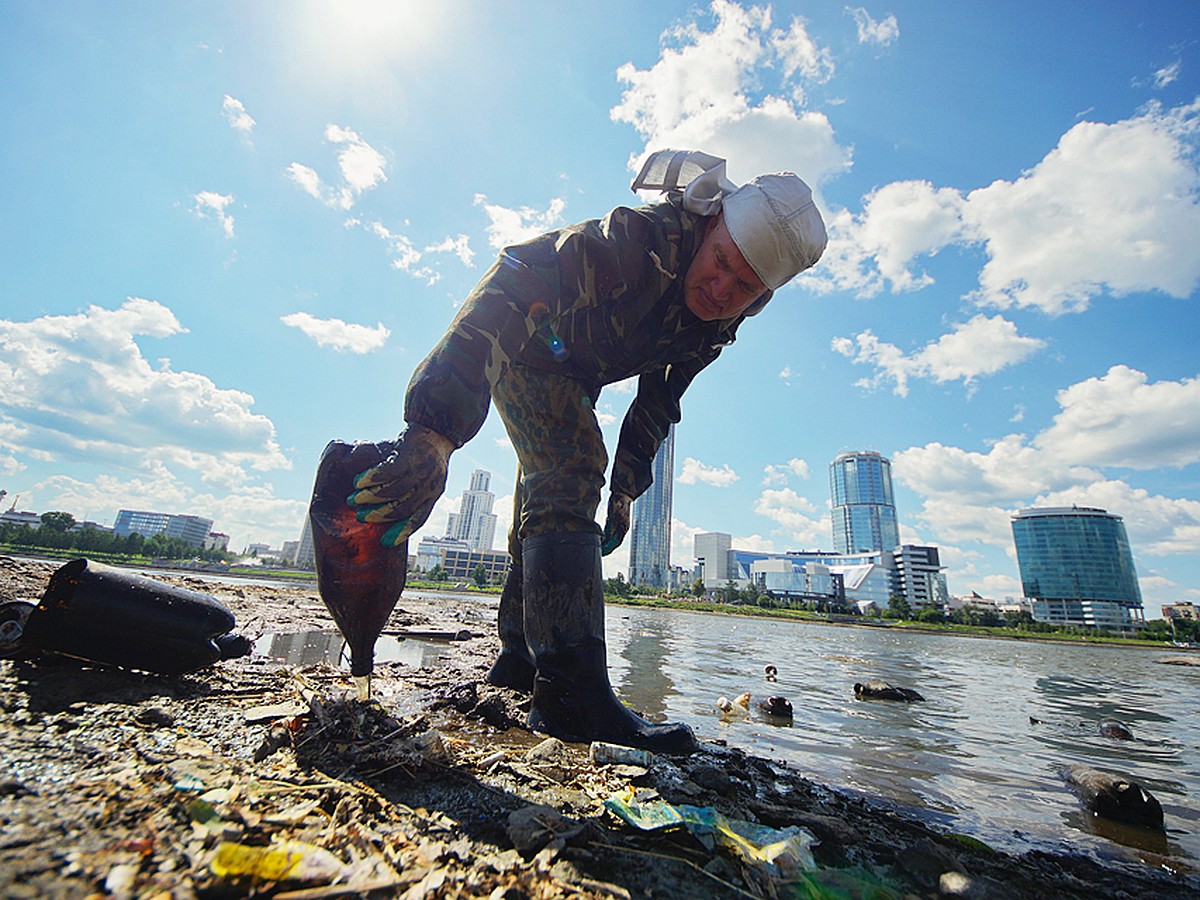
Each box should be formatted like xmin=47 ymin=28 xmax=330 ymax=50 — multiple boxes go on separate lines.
xmin=491 ymin=363 xmax=607 ymax=561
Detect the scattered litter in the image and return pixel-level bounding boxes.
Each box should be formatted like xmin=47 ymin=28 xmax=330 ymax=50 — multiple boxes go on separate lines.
xmin=604 ymin=788 xmax=816 ymax=877
xmin=244 ymin=699 xmax=309 ymax=723
xmin=478 ymin=750 xmax=506 ymax=769
xmin=210 ymin=839 xmax=348 ymax=882
xmin=590 ymin=741 xmax=653 ymax=768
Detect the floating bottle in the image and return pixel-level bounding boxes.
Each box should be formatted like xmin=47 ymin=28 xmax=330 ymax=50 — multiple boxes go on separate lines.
xmin=308 ymin=439 xmax=408 ymax=701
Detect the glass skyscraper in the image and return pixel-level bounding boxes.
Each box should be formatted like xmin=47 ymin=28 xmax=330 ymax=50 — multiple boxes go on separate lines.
xmin=830 ymin=451 xmax=900 ymax=554
xmin=1012 ymin=506 xmax=1144 ymax=628
xmin=629 ymin=425 xmax=674 ymax=589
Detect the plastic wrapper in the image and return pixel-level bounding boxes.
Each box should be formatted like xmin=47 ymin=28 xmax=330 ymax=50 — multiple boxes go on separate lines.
xmin=604 ymin=788 xmax=816 ymax=877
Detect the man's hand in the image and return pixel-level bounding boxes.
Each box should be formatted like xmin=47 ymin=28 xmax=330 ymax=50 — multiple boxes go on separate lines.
xmin=346 ymin=424 xmax=454 ymax=547
xmin=600 ymin=492 xmax=633 ymax=556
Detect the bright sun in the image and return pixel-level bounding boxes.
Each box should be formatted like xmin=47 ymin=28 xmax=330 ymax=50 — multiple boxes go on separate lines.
xmin=295 ymin=0 xmax=455 ymax=74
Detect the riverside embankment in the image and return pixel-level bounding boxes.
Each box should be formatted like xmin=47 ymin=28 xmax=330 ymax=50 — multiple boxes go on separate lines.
xmin=2 ymin=555 xmax=1197 ymax=898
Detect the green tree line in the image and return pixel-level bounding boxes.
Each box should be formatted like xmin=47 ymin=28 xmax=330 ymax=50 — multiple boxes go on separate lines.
xmin=0 ymin=513 xmax=230 ymax=563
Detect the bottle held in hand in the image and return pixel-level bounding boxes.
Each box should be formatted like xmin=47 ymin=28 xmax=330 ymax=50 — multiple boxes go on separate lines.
xmin=308 ymin=439 xmax=408 ymax=700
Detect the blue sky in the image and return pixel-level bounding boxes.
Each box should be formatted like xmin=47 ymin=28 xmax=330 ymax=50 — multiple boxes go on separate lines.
xmin=2 ymin=2 xmax=1198 ymax=617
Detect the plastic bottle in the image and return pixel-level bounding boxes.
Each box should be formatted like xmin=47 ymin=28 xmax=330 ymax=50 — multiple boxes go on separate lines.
xmin=308 ymin=439 xmax=408 ymax=701
xmin=19 ymin=558 xmax=249 ymax=675
xmin=590 ymin=741 xmax=654 ymax=768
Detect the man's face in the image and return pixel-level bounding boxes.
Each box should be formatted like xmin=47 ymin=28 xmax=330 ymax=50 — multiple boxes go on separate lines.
xmin=683 ymin=214 xmax=768 ymax=321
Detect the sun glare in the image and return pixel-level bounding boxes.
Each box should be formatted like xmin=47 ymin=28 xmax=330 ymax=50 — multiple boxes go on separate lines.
xmin=297 ymin=0 xmax=454 ymax=73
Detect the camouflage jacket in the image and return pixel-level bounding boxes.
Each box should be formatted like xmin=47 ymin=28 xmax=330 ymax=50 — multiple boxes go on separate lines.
xmin=404 ymin=197 xmax=768 ymax=500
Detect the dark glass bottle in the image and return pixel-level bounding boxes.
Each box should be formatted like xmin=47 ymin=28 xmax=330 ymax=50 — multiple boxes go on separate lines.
xmin=308 ymin=439 xmax=408 ymax=700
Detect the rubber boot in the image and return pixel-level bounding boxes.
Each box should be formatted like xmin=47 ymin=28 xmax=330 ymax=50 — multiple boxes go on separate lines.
xmin=485 ymin=561 xmax=535 ymax=691
xmin=523 ymin=532 xmax=697 ymax=755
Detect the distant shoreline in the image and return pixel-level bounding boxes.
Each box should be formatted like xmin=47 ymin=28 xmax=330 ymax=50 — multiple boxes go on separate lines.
xmin=9 ymin=552 xmax=1193 ymax=653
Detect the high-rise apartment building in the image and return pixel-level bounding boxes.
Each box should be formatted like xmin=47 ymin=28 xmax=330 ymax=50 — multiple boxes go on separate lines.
xmin=830 ymin=450 xmax=900 ymax=554
xmin=1011 ymin=506 xmax=1144 ymax=629
xmin=446 ymin=469 xmax=498 ymax=551
xmin=629 ymin=425 xmax=674 ymax=588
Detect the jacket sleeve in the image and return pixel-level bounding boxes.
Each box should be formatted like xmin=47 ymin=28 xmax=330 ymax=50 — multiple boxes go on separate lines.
xmin=609 ymin=352 xmax=719 ymax=500
xmin=404 ymin=206 xmax=680 ymax=447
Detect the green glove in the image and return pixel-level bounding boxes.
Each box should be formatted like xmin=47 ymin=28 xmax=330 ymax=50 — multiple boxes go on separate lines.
xmin=346 ymin=424 xmax=454 ymax=547
xmin=600 ymin=492 xmax=633 ymax=556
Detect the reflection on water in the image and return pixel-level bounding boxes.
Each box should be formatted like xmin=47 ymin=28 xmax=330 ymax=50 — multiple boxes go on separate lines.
xmin=603 ymin=607 xmax=1200 ymax=866
xmin=612 ymin=613 xmax=678 ymax=719
xmin=255 ymin=631 xmax=454 ymax=670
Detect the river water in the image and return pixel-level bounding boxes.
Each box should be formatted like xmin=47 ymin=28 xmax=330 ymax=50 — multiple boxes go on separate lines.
xmin=598 ymin=604 xmax=1200 ymax=867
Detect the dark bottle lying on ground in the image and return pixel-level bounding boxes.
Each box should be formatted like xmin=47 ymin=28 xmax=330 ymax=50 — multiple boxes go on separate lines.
xmin=308 ymin=439 xmax=407 ymax=700
xmin=21 ymin=558 xmax=249 ymax=675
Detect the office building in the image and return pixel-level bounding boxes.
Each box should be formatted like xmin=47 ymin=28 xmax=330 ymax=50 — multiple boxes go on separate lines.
xmin=694 ymin=532 xmax=733 ymax=585
xmin=1011 ymin=506 xmax=1144 ymax=629
xmin=417 ymin=535 xmax=510 ymax=583
xmin=446 ymin=469 xmax=498 ymax=551
xmin=113 ymin=510 xmax=213 ymax=548
xmin=1162 ymin=602 xmax=1198 ymax=622
xmin=830 ymin=451 xmax=900 ymax=554
xmin=890 ymin=544 xmax=948 ymax=609
xmin=629 ymin=425 xmax=674 ymax=589
xmin=696 ymin=533 xmax=946 ymax=611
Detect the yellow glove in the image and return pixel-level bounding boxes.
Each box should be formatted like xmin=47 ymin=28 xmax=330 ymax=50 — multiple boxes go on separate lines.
xmin=346 ymin=424 xmax=454 ymax=547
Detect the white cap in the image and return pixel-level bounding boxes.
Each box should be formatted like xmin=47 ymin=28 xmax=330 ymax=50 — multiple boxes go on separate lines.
xmin=722 ymin=173 xmax=827 ymax=290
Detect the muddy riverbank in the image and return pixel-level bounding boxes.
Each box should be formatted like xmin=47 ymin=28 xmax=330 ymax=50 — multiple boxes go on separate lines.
xmin=1 ymin=555 xmax=1196 ymax=898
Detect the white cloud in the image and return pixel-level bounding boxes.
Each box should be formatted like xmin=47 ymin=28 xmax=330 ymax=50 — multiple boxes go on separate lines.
xmin=817 ymin=180 xmax=965 ymax=297
xmin=221 ymin=94 xmax=255 ymax=133
xmin=965 ymin=101 xmax=1200 ymax=313
xmin=833 ymin=314 xmax=1045 ymax=396
xmin=848 ymin=7 xmax=899 ymax=47
xmin=812 ymin=99 xmax=1200 ymax=314
xmin=473 ymin=194 xmax=567 ymax=249
xmin=894 ymin=434 xmax=1068 ymax=507
xmin=192 ymin=191 xmax=235 ymax=238
xmin=752 ymin=487 xmax=828 ymax=546
xmin=678 ymin=456 xmax=740 ymax=487
xmin=1035 ymin=365 xmax=1200 ymax=469
xmin=610 ymin=0 xmax=852 ymax=189
xmin=426 ymin=234 xmax=475 ymax=267
xmin=288 ymin=125 xmax=387 ymax=210
xmin=1152 ymin=60 xmax=1180 ymax=90
xmin=361 ymin=221 xmax=439 ymax=284
xmin=325 ymin=124 xmax=387 ymax=205
xmin=893 ymin=372 xmax=1200 ymax=578
xmin=763 ymin=457 xmax=810 ymax=485
xmin=772 ymin=16 xmax=836 ymax=83
xmin=286 ymin=163 xmax=322 ymax=199
xmin=0 ymin=299 xmax=289 ymax=487
xmin=280 ymin=312 xmax=390 ymax=353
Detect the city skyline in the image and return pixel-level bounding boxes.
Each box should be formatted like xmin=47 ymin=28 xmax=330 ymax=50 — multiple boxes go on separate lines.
xmin=2 ymin=3 xmax=1198 ymax=619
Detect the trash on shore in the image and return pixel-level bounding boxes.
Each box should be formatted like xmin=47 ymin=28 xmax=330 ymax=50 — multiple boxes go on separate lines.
xmin=0 ymin=558 xmax=250 ymax=675
xmin=603 ymin=787 xmax=817 ymax=878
